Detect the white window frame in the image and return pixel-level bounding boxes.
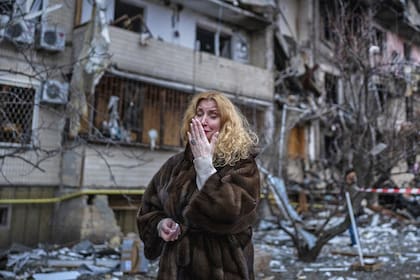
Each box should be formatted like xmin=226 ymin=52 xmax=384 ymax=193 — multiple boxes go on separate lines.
xmin=196 ymin=19 xmax=233 ymax=56
xmin=196 ymin=19 xmax=249 ymax=63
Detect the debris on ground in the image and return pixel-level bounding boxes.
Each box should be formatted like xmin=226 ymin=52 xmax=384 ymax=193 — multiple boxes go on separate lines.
xmin=0 ymin=214 xmax=418 ymax=280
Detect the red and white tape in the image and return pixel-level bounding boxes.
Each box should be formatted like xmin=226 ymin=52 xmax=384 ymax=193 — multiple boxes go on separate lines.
xmin=362 ymin=188 xmax=420 ymax=194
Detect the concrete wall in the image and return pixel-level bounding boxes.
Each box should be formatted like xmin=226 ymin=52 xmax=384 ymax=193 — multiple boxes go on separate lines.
xmin=82 ymin=145 xmax=177 ymax=188
xmin=106 ymin=26 xmax=273 ymax=101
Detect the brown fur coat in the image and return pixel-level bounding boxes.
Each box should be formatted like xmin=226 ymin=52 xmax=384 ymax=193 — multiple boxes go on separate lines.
xmin=137 ymin=145 xmax=260 ymax=280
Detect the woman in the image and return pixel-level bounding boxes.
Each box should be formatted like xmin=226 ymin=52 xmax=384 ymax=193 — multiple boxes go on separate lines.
xmin=137 ymin=91 xmax=260 ymax=280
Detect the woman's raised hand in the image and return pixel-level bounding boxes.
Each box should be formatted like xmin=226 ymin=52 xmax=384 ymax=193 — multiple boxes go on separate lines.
xmin=187 ymin=118 xmax=218 ymax=159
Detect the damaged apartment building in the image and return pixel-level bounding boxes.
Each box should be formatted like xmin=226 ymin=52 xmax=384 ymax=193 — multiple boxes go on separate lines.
xmin=271 ymin=0 xmax=420 ymax=193
xmin=1 ymin=0 xmax=419 ymax=248
xmin=0 ymin=0 xmax=274 ymax=247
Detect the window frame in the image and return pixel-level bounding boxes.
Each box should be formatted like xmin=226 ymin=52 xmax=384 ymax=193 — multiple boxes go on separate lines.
xmin=196 ymin=21 xmax=233 ymax=58
xmin=0 ymin=78 xmax=40 ymax=148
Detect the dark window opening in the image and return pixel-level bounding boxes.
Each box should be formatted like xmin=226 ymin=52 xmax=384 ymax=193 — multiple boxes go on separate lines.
xmin=324 ymin=134 xmax=335 ymax=159
xmin=0 ymin=84 xmax=35 ymax=145
xmin=325 ymin=73 xmax=338 ymax=104
xmin=196 ymin=26 xmax=232 ymax=58
xmin=0 ymin=206 xmax=10 ymax=228
xmin=113 ymin=0 xmax=145 ymax=33
xmin=197 ymin=27 xmax=215 ymax=54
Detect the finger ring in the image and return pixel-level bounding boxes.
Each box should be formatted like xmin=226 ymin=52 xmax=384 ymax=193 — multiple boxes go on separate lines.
xmin=190 ymin=139 xmax=196 ymax=145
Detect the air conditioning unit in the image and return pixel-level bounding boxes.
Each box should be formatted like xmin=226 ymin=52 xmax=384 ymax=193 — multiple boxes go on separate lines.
xmin=36 ymin=24 xmax=65 ymax=51
xmin=41 ymin=80 xmax=69 ymax=104
xmin=0 ymin=15 xmax=10 ymax=41
xmin=4 ymin=19 xmax=35 ymax=44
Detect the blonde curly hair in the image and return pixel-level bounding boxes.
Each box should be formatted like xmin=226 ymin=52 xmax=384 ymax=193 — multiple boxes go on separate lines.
xmin=180 ymin=91 xmax=258 ymax=167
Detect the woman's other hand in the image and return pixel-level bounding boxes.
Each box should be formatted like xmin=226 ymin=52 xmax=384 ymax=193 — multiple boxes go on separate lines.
xmin=157 ymin=218 xmax=181 ymax=242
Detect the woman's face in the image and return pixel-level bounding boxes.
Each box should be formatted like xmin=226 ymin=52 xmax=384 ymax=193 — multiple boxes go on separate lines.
xmin=195 ymin=99 xmax=221 ymax=141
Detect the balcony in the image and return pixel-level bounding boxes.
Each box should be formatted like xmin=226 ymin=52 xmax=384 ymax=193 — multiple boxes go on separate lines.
xmin=74 ymin=25 xmax=273 ymax=102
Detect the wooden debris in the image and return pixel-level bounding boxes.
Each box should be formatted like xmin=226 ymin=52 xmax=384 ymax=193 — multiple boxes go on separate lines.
xmin=350 ymin=260 xmax=382 ymax=272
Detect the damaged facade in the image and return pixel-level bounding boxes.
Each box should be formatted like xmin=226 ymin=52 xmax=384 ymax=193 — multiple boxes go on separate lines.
xmin=0 ymin=0 xmax=274 ymax=247
xmin=0 ymin=0 xmax=419 ymax=249
xmin=271 ymin=0 xmax=420 ymax=191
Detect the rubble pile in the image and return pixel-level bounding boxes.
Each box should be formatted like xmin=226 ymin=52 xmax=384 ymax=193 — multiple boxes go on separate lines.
xmin=0 ymin=236 xmax=151 ymax=280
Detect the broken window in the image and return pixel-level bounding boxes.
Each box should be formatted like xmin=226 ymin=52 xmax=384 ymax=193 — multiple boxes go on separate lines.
xmin=90 ymin=75 xmax=189 ymax=147
xmin=196 ymin=26 xmax=232 ymax=59
xmin=112 ymin=0 xmax=145 ymax=33
xmin=0 ymin=83 xmax=36 ymax=145
xmin=77 ymin=0 xmax=146 ymax=33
